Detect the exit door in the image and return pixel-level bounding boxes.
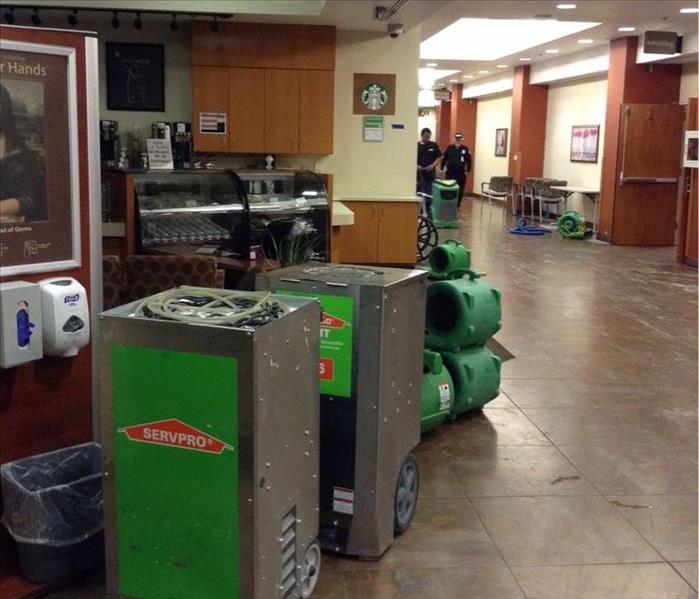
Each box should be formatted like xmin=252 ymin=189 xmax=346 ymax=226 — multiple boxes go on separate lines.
xmin=613 ymin=103 xmax=685 ymax=245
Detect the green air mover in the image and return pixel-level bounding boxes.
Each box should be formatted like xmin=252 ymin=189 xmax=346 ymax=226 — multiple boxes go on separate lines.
xmin=556 ymin=210 xmax=591 ymax=239
xmin=421 ymin=350 xmax=454 ymax=434
xmin=432 ymin=180 xmax=460 ymax=228
xmin=428 ymin=239 xmax=471 ymax=280
xmin=441 ymin=346 xmax=501 ymax=416
xmin=425 ymin=270 xmax=502 ymax=351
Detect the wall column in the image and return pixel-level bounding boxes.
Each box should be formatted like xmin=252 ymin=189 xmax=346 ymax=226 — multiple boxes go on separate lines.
xmin=435 ymin=99 xmax=451 ymax=148
xmin=508 ymin=65 xmax=548 ymax=185
xmin=597 ymin=36 xmax=682 ymax=241
xmin=449 ymin=83 xmax=478 ymax=193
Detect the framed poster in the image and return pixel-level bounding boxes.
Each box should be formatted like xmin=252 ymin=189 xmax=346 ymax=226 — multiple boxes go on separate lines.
xmin=570 ymin=125 xmax=600 ymax=163
xmin=683 ymin=130 xmax=698 ymax=168
xmin=106 ymin=42 xmax=164 ymax=111
xmin=495 ymin=128 xmax=508 ymax=157
xmin=353 ymin=73 xmax=396 ymax=115
xmin=0 ymin=41 xmax=81 ymax=276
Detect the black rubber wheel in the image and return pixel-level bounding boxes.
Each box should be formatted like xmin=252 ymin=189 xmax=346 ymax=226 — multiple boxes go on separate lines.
xmin=417 ymin=216 xmax=438 ymax=263
xmin=394 ymin=453 xmax=419 ymax=534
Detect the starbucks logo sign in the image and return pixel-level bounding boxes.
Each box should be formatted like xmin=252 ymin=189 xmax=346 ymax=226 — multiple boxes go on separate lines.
xmin=361 ymin=83 xmax=388 ymax=111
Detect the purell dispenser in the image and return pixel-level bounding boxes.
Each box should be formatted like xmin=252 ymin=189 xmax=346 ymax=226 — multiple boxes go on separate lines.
xmin=39 ymin=277 xmax=90 ymax=357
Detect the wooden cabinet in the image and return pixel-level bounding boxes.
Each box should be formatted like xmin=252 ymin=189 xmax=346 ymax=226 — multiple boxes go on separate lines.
xmin=299 ymin=70 xmax=334 ymax=154
xmin=265 ymin=69 xmax=300 ymax=154
xmin=192 ymin=66 xmax=229 ymax=153
xmin=229 ymin=68 xmax=265 ymax=153
xmin=332 ymin=201 xmax=418 ymax=266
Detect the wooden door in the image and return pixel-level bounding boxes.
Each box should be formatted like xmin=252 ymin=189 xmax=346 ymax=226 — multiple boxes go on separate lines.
xmin=192 ymin=66 xmax=230 ymax=153
xmin=228 ymin=68 xmax=265 ymax=153
xmin=377 ymin=202 xmax=419 ymax=265
xmin=677 ymin=97 xmax=698 ymax=266
xmin=332 ymin=202 xmax=379 ymax=263
xmin=612 ymin=103 xmax=685 ymax=245
xmin=299 ymin=70 xmax=334 ymax=154
xmin=265 ymin=69 xmax=300 ymax=154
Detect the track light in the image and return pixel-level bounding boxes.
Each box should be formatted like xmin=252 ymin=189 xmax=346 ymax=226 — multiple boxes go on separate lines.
xmin=170 ymin=13 xmax=178 ymax=31
xmin=67 ymin=9 xmax=78 ymax=26
xmin=211 ymin=16 xmax=219 ymax=32
xmin=111 ymin=11 xmax=120 ymax=29
xmin=31 ymin=8 xmax=41 ymax=26
xmin=3 ymin=7 xmax=16 ymax=24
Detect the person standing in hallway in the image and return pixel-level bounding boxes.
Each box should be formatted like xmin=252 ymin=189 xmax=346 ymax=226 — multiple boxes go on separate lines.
xmin=441 ymin=132 xmax=472 ymax=209
xmin=417 ymin=127 xmax=442 ymax=217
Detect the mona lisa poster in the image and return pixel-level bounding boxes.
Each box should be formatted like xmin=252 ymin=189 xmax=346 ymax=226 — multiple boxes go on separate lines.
xmin=0 ymin=42 xmax=80 ymax=276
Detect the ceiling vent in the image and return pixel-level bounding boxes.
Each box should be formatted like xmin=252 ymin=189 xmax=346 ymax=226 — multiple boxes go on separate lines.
xmin=374 ymin=1 xmax=409 ymax=21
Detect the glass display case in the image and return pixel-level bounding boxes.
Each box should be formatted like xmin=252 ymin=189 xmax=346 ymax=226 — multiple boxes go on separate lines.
xmin=132 ymin=170 xmax=249 ymax=254
xmin=238 ymin=170 xmax=330 ymax=264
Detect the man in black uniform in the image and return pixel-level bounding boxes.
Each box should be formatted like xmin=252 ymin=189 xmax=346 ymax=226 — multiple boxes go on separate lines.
xmin=441 ymin=132 xmax=472 ymax=209
xmin=416 ymin=127 xmax=441 ymax=217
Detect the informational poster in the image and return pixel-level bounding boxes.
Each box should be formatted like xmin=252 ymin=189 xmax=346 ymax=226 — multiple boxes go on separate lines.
xmin=199 ymin=112 xmax=227 ymax=135
xmin=0 ymin=44 xmax=80 ymax=276
xmin=146 ymin=139 xmax=174 ymax=170
xmin=570 ymin=125 xmax=600 ymax=163
xmin=106 ymin=43 xmax=164 ymax=112
xmin=363 ymin=116 xmax=384 ymax=142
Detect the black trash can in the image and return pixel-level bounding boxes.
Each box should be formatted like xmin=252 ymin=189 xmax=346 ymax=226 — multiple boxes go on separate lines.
xmin=0 ymin=442 xmax=104 ymax=584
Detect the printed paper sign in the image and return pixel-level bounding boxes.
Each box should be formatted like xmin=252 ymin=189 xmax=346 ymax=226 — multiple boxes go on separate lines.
xmin=333 ymin=486 xmax=354 ymax=515
xmin=363 ymin=116 xmax=384 ymax=142
xmin=146 ymin=138 xmax=173 ymax=169
xmin=438 ymin=383 xmax=451 ymax=412
xmin=199 ymin=112 xmax=227 ymax=134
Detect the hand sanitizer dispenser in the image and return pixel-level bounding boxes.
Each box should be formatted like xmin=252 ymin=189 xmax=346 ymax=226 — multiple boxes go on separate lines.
xmin=39 ymin=277 xmax=90 ymax=357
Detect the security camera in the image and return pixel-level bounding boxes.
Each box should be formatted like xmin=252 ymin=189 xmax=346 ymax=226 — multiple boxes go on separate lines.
xmin=388 ymin=23 xmax=404 ymax=38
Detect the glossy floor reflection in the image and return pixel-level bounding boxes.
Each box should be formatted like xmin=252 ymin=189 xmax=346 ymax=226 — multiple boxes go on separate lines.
xmin=44 ymin=200 xmax=697 ymax=598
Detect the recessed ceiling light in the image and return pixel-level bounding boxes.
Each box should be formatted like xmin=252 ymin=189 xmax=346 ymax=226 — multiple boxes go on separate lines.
xmin=449 ymin=79 xmax=459 ymax=82
xmin=680 ymin=7 xmax=699 ymax=13
xmin=556 ymin=3 xmax=576 ymax=8
xmin=519 ymin=57 xmax=532 ymax=61
xmin=618 ymin=26 xmax=636 ymax=32
xmin=578 ymin=38 xmax=594 ymax=44
xmin=545 ymin=49 xmax=559 ymax=54
xmin=496 ymin=64 xmax=508 ymax=68
xmin=463 ymin=75 xmax=473 ymax=78
xmin=420 ymin=17 xmax=599 ymax=61
xmin=426 ymin=62 xmax=438 ymax=67
xmin=478 ymin=70 xmax=490 ymax=73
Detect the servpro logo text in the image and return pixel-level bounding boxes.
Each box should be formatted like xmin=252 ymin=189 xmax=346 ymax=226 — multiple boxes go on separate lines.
xmin=118 ymin=419 xmax=233 ymax=454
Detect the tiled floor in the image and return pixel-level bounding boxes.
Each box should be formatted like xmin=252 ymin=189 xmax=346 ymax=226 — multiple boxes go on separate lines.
xmin=45 ymin=201 xmax=698 ymax=598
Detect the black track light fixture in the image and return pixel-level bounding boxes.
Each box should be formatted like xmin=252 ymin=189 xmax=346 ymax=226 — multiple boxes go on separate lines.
xmin=134 ymin=11 xmax=142 ymax=30
xmin=170 ymin=13 xmax=178 ymax=32
xmin=31 ymin=8 xmax=41 ymax=26
xmin=3 ymin=7 xmax=16 ymax=24
xmin=111 ymin=11 xmax=120 ymax=29
xmin=67 ymin=9 xmax=78 ymax=26
xmin=210 ymin=15 xmax=219 ymax=32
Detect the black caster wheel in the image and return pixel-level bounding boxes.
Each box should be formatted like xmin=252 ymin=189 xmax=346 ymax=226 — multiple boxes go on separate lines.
xmin=394 ymin=453 xmax=419 ymax=534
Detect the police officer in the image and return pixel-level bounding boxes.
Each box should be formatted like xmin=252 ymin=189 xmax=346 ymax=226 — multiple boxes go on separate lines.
xmin=416 ymin=127 xmax=442 ymax=216
xmin=441 ymin=132 xmax=472 ymax=209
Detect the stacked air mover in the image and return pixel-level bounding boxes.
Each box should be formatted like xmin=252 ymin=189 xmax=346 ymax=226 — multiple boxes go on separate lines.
xmin=423 ymin=240 xmax=502 ymax=420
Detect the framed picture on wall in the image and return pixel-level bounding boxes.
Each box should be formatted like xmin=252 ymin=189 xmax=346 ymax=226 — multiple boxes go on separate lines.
xmin=494 ymin=128 xmax=508 ymax=157
xmin=684 ymin=130 xmax=698 ymax=168
xmin=570 ymin=125 xmax=600 ymax=163
xmin=106 ymin=42 xmax=165 ymax=111
xmin=0 ymin=40 xmax=81 ymax=276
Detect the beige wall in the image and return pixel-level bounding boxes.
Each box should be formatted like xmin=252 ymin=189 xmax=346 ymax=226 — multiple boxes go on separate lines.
xmin=680 ymin=62 xmax=698 ymax=105
xmin=542 ymin=76 xmax=607 ymax=219
xmin=316 ymin=28 xmax=420 ymax=200
xmin=473 ymin=94 xmax=512 ymax=193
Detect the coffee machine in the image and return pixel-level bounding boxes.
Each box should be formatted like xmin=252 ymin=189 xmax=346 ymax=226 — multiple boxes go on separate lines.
xmin=172 ymin=122 xmax=193 ymax=169
xmin=100 ymin=120 xmax=120 ymax=168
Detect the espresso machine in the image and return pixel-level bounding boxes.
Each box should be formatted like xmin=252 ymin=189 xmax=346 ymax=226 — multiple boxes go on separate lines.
xmin=172 ymin=122 xmax=193 ymax=169
xmin=100 ymin=120 xmax=120 ymax=168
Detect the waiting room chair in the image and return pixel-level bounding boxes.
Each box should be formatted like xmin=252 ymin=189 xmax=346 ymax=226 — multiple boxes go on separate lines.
xmin=480 ymin=176 xmax=514 ymax=217
xmin=534 ymin=179 xmax=567 ymax=223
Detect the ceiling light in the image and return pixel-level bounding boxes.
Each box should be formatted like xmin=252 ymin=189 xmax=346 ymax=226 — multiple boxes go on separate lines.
xmin=170 ymin=13 xmax=179 ymax=32
xmin=578 ymin=38 xmax=594 ymax=44
xmin=556 ymin=3 xmax=577 ymax=8
xmin=496 ymin=64 xmax=508 ymax=68
xmin=680 ymin=7 xmax=699 ymax=13
xmin=31 ymin=8 xmax=41 ymax=26
xmin=420 ymin=17 xmax=599 ymax=61
xmin=545 ymin=49 xmax=559 ymax=54
xmin=134 ymin=12 xmax=143 ymax=29
xmin=519 ymin=57 xmax=531 ymax=61
xmin=418 ymin=67 xmax=459 ymax=88
xmin=426 ymin=62 xmax=438 ymax=67
xmin=463 ymin=75 xmax=473 ymax=78
xmin=67 ymin=9 xmax=78 ymax=26
xmin=478 ymin=70 xmax=490 ymax=73
xmin=618 ymin=26 xmax=636 ymax=32
xmin=449 ymin=79 xmax=458 ymax=82
xmin=3 ymin=7 xmax=15 ymax=24
xmin=111 ymin=11 xmax=120 ymax=29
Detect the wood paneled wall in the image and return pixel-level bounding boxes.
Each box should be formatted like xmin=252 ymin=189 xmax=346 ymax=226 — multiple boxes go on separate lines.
xmin=435 ymin=100 xmax=451 ymax=149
